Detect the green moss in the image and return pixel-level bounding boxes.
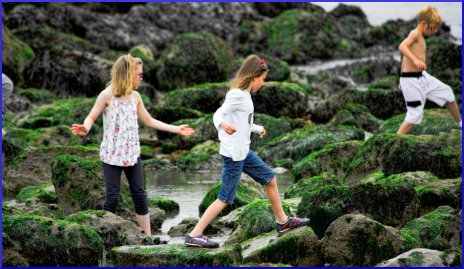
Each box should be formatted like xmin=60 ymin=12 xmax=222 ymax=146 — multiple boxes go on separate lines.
xmin=178 ymin=140 xmax=218 ymax=170
xmin=164 ymin=82 xmax=228 ymax=113
xmin=285 ymin=173 xmax=342 ymax=198
xmin=148 ymin=196 xmax=180 ymax=212
xmin=16 ymin=88 xmax=57 ymax=103
xmin=66 ymin=210 xmax=107 ymax=224
xmin=129 ymin=44 xmax=154 ymax=62
xmin=16 ymin=182 xmax=57 ymax=204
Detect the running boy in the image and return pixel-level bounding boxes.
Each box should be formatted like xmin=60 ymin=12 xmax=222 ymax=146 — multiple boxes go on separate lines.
xmin=397 ymin=5 xmax=461 ymax=134
xmin=184 ymin=55 xmax=310 ymax=248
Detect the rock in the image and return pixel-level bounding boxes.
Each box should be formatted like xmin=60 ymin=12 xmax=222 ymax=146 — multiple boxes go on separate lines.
xmin=129 ymin=44 xmax=154 ymax=62
xmin=242 ymin=227 xmax=323 ymax=266
xmin=285 ymin=173 xmax=342 ymax=198
xmin=297 ymin=181 xmax=354 ymax=238
xmin=344 ymin=131 xmax=462 ymax=186
xmin=253 ymin=2 xmax=323 ymax=17
xmin=227 ymin=199 xmax=292 ymax=244
xmin=178 ymin=140 xmax=221 ymax=171
xmin=2 ymin=198 xmax=63 ymax=219
xmin=199 ymin=176 xmax=267 ymax=217
xmin=155 ymin=32 xmax=233 ymax=91
xmin=380 ymin=109 xmax=461 ymax=135
xmin=2 ymin=25 xmax=35 ymax=85
xmin=148 ymin=195 xmax=180 ymax=213
xmin=233 ymin=54 xmax=291 ymax=82
xmin=331 ymin=104 xmax=384 ymax=133
xmin=291 ymin=140 xmax=363 ymax=182
xmin=251 ymin=114 xmax=305 ymax=149
xmin=111 ymin=244 xmax=242 ymax=266
xmin=378 ymin=248 xmax=446 ymax=267
xmin=167 ymin=217 xmax=222 ymax=237
xmin=321 ymin=214 xmax=404 ymax=266
xmin=149 ymin=207 xmax=167 ymax=232
xmin=416 ymin=178 xmax=462 ymax=215
xmin=2 ymin=214 xmax=104 ymax=266
xmin=15 ymin=181 xmax=57 ymax=204
xmin=400 ymin=206 xmax=461 ymax=251
xmin=258 ymin=124 xmax=364 ymax=168
xmin=147 ymin=105 xmax=203 ymax=124
xmin=16 ymin=88 xmax=57 ymax=105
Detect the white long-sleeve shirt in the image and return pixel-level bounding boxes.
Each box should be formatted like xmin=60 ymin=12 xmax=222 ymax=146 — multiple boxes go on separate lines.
xmin=213 ymin=88 xmax=263 ymax=161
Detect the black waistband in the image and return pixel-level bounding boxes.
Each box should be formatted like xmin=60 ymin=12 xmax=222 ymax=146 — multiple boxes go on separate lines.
xmin=400 ymin=72 xmax=423 ymax=78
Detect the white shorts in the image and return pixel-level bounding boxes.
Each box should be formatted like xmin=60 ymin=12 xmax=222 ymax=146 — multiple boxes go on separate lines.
xmin=399 ymin=71 xmax=455 ymax=124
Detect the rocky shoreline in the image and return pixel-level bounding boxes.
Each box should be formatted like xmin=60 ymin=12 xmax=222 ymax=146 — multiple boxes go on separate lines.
xmin=2 ymin=2 xmax=462 ymax=267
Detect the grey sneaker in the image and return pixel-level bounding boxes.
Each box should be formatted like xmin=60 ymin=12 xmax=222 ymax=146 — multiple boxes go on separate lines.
xmin=184 ymin=234 xmax=219 ymax=248
xmin=275 ymin=217 xmax=310 ymax=233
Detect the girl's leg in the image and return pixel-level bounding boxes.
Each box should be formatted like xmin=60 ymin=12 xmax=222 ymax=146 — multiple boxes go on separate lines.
xmin=124 ymin=158 xmax=151 ymax=236
xmin=102 ymin=162 xmax=122 ymax=213
xmin=189 ymin=199 xmax=228 ymax=237
xmin=265 ymin=177 xmax=287 ymax=224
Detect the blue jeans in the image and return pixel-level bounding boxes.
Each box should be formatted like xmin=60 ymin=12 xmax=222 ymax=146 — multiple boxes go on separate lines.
xmin=218 ymin=150 xmax=276 ymax=205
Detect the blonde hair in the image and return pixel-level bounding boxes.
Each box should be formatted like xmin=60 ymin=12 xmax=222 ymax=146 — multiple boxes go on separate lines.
xmin=109 ymin=54 xmax=143 ymax=97
xmin=417 ymin=6 xmax=442 ymax=26
xmin=231 ymin=54 xmax=269 ymax=90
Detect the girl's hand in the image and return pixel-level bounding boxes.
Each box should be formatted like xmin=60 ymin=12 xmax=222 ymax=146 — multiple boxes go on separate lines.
xmin=220 ymin=122 xmax=236 ymax=135
xmin=71 ymin=124 xmax=89 ymax=136
xmin=177 ymin=124 xmax=195 ymax=137
xmin=260 ymin=128 xmax=266 ymax=139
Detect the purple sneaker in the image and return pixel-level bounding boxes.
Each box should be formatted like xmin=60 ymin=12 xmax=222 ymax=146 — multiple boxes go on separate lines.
xmin=184 ymin=234 xmax=219 ymax=248
xmin=275 ymin=217 xmax=310 ymax=233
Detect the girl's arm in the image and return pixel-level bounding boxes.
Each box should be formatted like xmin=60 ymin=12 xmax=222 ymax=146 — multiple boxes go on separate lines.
xmin=213 ymin=90 xmax=243 ymax=133
xmin=71 ymin=90 xmax=110 ymax=136
xmin=135 ymin=92 xmax=194 ymax=136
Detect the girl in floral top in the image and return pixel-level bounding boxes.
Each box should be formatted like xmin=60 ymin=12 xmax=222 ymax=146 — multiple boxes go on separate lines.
xmin=71 ymin=54 xmax=194 ymax=240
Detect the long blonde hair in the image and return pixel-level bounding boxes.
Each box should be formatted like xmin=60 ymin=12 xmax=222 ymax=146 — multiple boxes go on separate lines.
xmin=109 ymin=54 xmax=143 ymax=97
xmin=231 ymin=54 xmax=268 ymax=90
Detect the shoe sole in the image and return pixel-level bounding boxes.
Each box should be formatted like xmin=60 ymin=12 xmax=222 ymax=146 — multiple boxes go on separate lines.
xmin=277 ymin=223 xmax=310 ymax=234
xmin=184 ymin=243 xmax=218 ymax=248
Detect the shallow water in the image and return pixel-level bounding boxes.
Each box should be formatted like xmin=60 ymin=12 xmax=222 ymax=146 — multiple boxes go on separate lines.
xmin=145 ymin=168 xmax=293 ymax=241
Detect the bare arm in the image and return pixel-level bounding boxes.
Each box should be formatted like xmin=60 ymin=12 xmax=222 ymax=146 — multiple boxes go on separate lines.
xmin=398 ymin=30 xmax=426 ymax=70
xmin=71 ymin=90 xmax=110 ymax=136
xmin=135 ymin=92 xmax=194 ymax=136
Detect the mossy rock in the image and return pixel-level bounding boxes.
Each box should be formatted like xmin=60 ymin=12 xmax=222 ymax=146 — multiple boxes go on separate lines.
xmin=416 ymin=178 xmax=462 ymax=216
xmin=156 ymin=32 xmax=234 ymax=91
xmin=3 ymin=198 xmax=64 ymax=220
xmin=146 ymin=105 xmax=203 ymax=124
xmin=379 ymin=109 xmax=461 ymax=135
xmin=344 ymin=131 xmax=462 ymax=186
xmin=163 ymin=82 xmax=228 ymax=114
xmin=297 ymin=183 xmax=354 ymax=238
xmin=1 ymin=136 xmax=30 ymax=167
xmin=351 ymin=180 xmax=418 ymax=227
xmin=331 ymin=103 xmax=384 ymax=132
xmin=148 ymin=195 xmax=180 ymax=212
xmin=199 ymin=176 xmax=267 ymax=217
xmin=285 ymin=173 xmax=342 ymax=199
xmin=291 ymin=140 xmax=363 ymax=182
xmin=321 ymin=214 xmax=405 ymax=266
xmin=258 ymin=124 xmax=364 ymax=168
xmin=242 ymin=226 xmax=323 ymax=266
xmin=233 ymin=54 xmax=290 ymax=82
xmin=400 ymin=206 xmax=461 ymax=251
xmin=227 ymin=199 xmax=292 ymax=244
xmin=252 ymin=114 xmax=305 ymax=150
xmin=167 ymin=217 xmax=222 ymax=237
xmin=2 ymin=25 xmax=35 ymax=84
xmin=16 ymin=88 xmax=57 ymax=104
xmin=111 ymin=244 xmax=242 ymax=266
xmin=16 ymin=182 xmax=57 ymax=204
xmin=368 ymin=75 xmax=399 ymax=90
xmin=2 ymin=214 xmax=104 ymax=266
xmin=129 ymin=44 xmax=154 ymax=62
xmin=252 ymin=82 xmax=310 ymax=118
xmin=178 ymin=140 xmax=220 ymax=171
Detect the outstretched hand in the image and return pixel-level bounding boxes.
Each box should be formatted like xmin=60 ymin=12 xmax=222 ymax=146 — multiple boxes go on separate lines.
xmin=260 ymin=128 xmax=266 ymax=139
xmin=177 ymin=124 xmax=195 ymax=137
xmin=71 ymin=124 xmax=89 ymax=136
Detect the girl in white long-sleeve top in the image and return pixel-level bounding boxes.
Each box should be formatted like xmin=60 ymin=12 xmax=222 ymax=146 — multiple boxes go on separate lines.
xmin=184 ymin=55 xmax=310 ymax=248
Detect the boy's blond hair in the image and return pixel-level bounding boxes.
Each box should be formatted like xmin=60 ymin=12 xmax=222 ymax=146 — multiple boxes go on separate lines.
xmin=417 ymin=6 xmax=442 ymax=26
xmin=109 ymin=54 xmax=143 ymax=97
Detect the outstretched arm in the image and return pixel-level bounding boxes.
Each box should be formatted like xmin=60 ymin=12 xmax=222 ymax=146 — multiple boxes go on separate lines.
xmin=71 ymin=90 xmax=109 ymax=136
xmin=136 ymin=92 xmax=194 ymax=136
xmin=399 ymin=30 xmax=426 ymax=70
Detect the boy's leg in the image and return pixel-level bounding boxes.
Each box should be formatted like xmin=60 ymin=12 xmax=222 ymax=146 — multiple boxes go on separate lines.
xmin=123 ymin=158 xmax=151 ymax=236
xmin=397 ymin=122 xmax=415 ymax=134
xmin=445 ymin=101 xmax=461 ymax=124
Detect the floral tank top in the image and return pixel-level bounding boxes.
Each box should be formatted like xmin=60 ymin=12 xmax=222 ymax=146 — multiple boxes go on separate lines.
xmin=100 ymin=93 xmax=140 ymax=166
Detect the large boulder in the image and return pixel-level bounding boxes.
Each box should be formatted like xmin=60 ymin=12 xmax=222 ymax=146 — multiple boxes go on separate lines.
xmin=2 ymin=214 xmax=104 ymax=266
xmin=399 ymin=206 xmax=461 ymax=251
xmin=2 ymin=26 xmax=35 ymax=85
xmin=241 ymin=227 xmax=323 ymax=266
xmin=330 ymin=104 xmax=384 ymax=133
xmin=321 ymin=214 xmax=404 ymax=266
xmin=111 ymin=244 xmax=242 ymax=266
xmin=343 ymin=131 xmax=462 ymax=186
xmin=291 ymin=140 xmax=363 ymax=182
xmin=251 ymin=113 xmax=305 ymax=149
xmin=178 ymin=140 xmax=222 ymax=171
xmin=167 ymin=217 xmax=222 ymax=238
xmin=416 ymin=178 xmax=462 ymax=215
xmin=226 ymin=199 xmax=292 ymax=244
xmin=258 ymin=124 xmax=364 ymax=168
xmin=15 ymin=181 xmax=57 ymax=204
xmin=378 ymin=248 xmax=451 ymax=267
xmin=285 ymin=173 xmax=342 ymax=199
xmin=155 ymin=32 xmax=234 ymax=91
